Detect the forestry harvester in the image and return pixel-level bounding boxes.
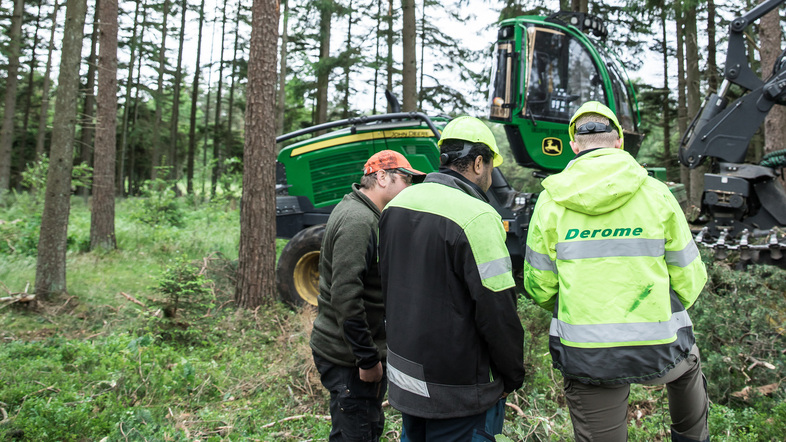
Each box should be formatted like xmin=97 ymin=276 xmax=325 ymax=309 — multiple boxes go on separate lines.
xmin=678 ymin=0 xmax=786 ymax=267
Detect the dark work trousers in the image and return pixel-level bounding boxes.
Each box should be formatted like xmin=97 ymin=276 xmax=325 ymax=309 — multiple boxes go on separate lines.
xmin=400 ymin=397 xmax=507 ymax=442
xmin=313 ymin=352 xmax=387 ymax=442
xmin=564 ymin=345 xmax=709 ymax=442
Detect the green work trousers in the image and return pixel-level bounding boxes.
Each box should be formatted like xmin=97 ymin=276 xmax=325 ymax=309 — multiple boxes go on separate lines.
xmin=563 ymin=345 xmax=709 ymax=442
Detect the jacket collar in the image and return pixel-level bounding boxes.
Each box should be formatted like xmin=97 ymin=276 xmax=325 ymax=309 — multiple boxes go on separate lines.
xmin=351 ymin=183 xmax=382 ymax=217
xmin=424 ymin=168 xmax=489 ymax=203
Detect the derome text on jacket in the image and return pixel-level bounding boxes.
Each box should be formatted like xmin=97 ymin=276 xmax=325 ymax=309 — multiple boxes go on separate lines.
xmin=565 ymin=227 xmax=644 ymax=240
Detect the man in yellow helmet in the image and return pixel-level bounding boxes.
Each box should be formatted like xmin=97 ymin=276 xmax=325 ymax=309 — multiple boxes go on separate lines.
xmin=379 ymin=116 xmax=525 ymax=440
xmin=523 ymin=101 xmax=709 ymax=442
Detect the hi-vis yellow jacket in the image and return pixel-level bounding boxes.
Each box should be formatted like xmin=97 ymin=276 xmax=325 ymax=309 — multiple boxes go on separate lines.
xmin=523 ymin=147 xmax=707 ymax=385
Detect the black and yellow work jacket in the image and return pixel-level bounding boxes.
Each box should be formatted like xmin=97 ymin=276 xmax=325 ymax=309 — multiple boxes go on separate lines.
xmin=379 ymin=170 xmax=526 ymax=419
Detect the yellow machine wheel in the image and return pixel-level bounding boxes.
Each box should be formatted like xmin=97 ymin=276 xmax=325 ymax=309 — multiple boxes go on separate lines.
xmin=276 ymin=224 xmax=325 ymax=307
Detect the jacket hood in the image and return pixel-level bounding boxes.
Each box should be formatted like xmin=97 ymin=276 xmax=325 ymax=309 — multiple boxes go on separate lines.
xmin=541 ymin=148 xmax=647 ymax=215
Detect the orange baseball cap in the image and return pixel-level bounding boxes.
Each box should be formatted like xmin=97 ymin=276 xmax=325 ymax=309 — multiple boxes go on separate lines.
xmin=363 ymin=150 xmax=426 ymax=177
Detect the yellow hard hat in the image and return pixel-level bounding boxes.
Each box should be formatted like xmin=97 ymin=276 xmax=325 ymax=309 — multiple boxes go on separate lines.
xmin=569 ymin=101 xmax=624 ymax=150
xmin=438 ymin=116 xmax=503 ymax=167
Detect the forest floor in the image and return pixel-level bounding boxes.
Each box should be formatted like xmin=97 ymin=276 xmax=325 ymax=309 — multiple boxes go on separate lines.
xmin=1 ymin=194 xmax=785 ymax=441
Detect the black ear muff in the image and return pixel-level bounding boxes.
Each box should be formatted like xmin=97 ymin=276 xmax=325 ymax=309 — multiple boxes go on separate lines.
xmin=440 ymin=152 xmax=452 ymax=165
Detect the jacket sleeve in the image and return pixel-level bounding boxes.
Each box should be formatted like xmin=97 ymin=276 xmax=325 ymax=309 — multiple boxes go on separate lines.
xmin=329 ymin=214 xmax=381 ymax=368
xmin=463 ymin=212 xmax=526 ymax=393
xmin=663 ymin=191 xmax=707 ymax=309
xmin=522 ymin=197 xmax=559 ymax=311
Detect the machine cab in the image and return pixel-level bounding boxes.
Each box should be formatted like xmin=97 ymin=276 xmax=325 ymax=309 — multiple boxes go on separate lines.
xmin=489 ymin=12 xmax=642 ymax=171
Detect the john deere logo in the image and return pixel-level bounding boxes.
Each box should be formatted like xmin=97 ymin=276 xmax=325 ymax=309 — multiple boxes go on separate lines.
xmin=542 ymin=138 xmax=562 ymax=156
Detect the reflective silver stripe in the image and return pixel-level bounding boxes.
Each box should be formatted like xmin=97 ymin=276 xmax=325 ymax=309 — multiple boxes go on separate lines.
xmin=549 ymin=310 xmax=693 ymax=344
xmin=665 ymin=241 xmax=699 ymax=267
xmin=478 ymin=256 xmax=512 ymax=280
xmin=556 ymin=238 xmax=665 ymax=260
xmin=387 ymin=361 xmax=430 ymax=398
xmin=525 ymin=245 xmax=557 ymax=274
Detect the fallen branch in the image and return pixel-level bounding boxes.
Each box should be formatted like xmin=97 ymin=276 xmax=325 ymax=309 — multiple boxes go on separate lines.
xmin=506 ymin=402 xmax=526 ymax=417
xmin=746 ymin=356 xmax=776 ymax=371
xmin=0 ymin=293 xmax=36 ymax=310
xmin=120 ymin=292 xmax=147 ymax=308
xmin=261 ymin=414 xmax=331 ymax=429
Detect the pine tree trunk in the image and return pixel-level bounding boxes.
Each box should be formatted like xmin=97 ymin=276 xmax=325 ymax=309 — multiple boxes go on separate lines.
xmin=759 ymin=0 xmax=786 ymax=164
xmin=211 ymin=5 xmax=228 ymax=197
xmin=118 ymin=0 xmax=143 ymax=194
xmin=187 ymin=0 xmax=206 ymax=195
xmin=385 ymin=0 xmax=393 ymax=112
xmin=20 ymin=0 xmax=44 ymax=172
xmin=706 ymin=0 xmax=718 ymax=93
xmin=315 ymin=2 xmax=332 ymax=126
xmin=236 ymin=0 xmax=279 ymax=309
xmin=152 ymin=0 xmax=171 ymax=181
xmin=0 ymin=0 xmax=25 ymax=195
xmin=129 ymin=3 xmax=149 ymax=194
xmin=36 ymin=0 xmax=88 ymax=298
xmin=35 ymin=1 xmax=60 ymax=160
xmin=227 ymin=0 xmax=242 ymax=149
xmin=685 ymin=5 xmax=704 ymax=209
xmin=372 ymin=0 xmax=381 ymax=114
xmin=571 ymin=0 xmax=588 ymax=13
xmin=676 ymin=1 xmax=689 ymax=190
xmin=341 ymin=0 xmax=353 ymax=119
xmin=401 ymin=0 xmax=416 ymax=111
xmin=661 ymin=2 xmax=673 ymax=180
xmin=170 ymin=0 xmax=188 ymax=187
xmin=91 ymin=0 xmax=118 ymax=251
xmin=78 ymin=0 xmax=100 ymax=198
xmin=276 ymin=0 xmax=288 ymax=134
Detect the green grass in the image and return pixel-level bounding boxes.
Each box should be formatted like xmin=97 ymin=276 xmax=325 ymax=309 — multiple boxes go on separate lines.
xmin=1 ymin=195 xmax=785 ymax=441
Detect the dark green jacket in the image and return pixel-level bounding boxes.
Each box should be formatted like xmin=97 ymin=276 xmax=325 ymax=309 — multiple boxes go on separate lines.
xmin=310 ymin=184 xmax=386 ymax=369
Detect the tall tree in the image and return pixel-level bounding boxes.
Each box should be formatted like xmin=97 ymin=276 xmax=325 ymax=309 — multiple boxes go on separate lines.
xmin=91 ymin=0 xmax=118 ymax=250
xmin=170 ymin=0 xmax=189 ymax=185
xmin=660 ymin=1 xmax=673 ymax=179
xmin=151 ymin=0 xmax=171 ymax=181
xmin=78 ymin=0 xmax=100 ymax=197
xmin=20 ymin=0 xmax=45 ymax=169
xmin=314 ymin=0 xmax=333 ymax=126
xmin=0 ymin=0 xmax=25 ymax=195
xmin=676 ymin=0 xmax=689 ymax=189
xmin=571 ymin=0 xmax=588 ymax=12
xmin=340 ymin=0 xmax=354 ymax=118
xmin=236 ymin=0 xmax=279 ymax=308
xmin=706 ymin=0 xmax=718 ymax=92
xmin=276 ymin=0 xmax=288 ymax=134
xmin=211 ymin=3 xmax=228 ymax=196
xmin=35 ymin=0 xmax=60 ymax=159
xmin=118 ymin=0 xmax=144 ymax=194
xmin=226 ymin=0 xmax=243 ymax=149
xmin=684 ymin=1 xmax=704 ymax=208
xmin=187 ymin=0 xmax=206 ymax=194
xmin=371 ymin=0 xmax=381 ymax=113
xmin=36 ymin=0 xmax=88 ymax=298
xmin=401 ymin=0 xmax=416 ymax=111
xmin=385 ymin=0 xmax=393 ymax=112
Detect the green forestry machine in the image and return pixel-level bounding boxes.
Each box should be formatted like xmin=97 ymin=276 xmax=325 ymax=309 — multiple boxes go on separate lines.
xmin=678 ymin=0 xmax=786 ymax=266
xmin=274 ymin=12 xmax=656 ymax=306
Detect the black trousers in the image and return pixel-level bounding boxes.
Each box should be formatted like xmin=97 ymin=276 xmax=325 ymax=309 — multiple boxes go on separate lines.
xmin=313 ymin=352 xmax=387 ymax=442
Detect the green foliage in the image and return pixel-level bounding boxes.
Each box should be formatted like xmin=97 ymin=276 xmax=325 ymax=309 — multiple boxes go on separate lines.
xmin=131 ymin=170 xmax=186 ymax=228
xmin=155 ymin=256 xmax=214 ymax=321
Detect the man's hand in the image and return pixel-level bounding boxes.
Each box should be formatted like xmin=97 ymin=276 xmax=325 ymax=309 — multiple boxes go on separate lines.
xmin=359 ymin=361 xmax=383 ymax=383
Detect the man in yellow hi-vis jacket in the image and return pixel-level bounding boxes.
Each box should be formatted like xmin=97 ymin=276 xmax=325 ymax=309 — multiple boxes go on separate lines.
xmin=523 ymin=102 xmax=710 ymax=442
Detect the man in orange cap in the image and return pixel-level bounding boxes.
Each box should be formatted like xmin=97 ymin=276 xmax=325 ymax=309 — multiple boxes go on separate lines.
xmin=311 ymin=150 xmax=425 ymax=441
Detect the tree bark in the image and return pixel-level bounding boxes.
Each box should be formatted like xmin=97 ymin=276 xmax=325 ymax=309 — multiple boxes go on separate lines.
xmin=227 ymin=0 xmax=242 ymax=153
xmin=152 ymin=0 xmax=171 ymax=181
xmin=341 ymin=0 xmax=353 ymax=119
xmin=660 ymin=2 xmax=673 ymax=180
xmin=759 ymin=0 xmax=786 ymax=162
xmin=676 ymin=1 xmax=689 ymax=190
xmin=385 ymin=0 xmax=393 ymax=112
xmin=91 ymin=0 xmax=118 ymax=251
xmin=706 ymin=0 xmax=718 ymax=93
xmin=571 ymin=0 xmax=588 ymax=13
xmin=276 ymin=0 xmax=288 ymax=134
xmin=315 ymin=1 xmax=332 ymax=126
xmin=372 ymin=0 xmax=381 ymax=114
xmin=401 ymin=0 xmax=416 ymax=111
xmin=236 ymin=0 xmax=279 ymax=308
xmin=685 ymin=4 xmax=705 ymax=208
xmin=211 ymin=4 xmax=228 ymax=197
xmin=20 ymin=0 xmax=44 ymax=172
xmin=35 ymin=1 xmax=60 ymax=160
xmin=36 ymin=0 xmax=88 ymax=298
xmin=187 ymin=0 xmax=206 ymax=195
xmin=0 ymin=0 xmax=25 ymax=195
xmin=118 ymin=0 xmax=143 ymax=194
xmin=78 ymin=0 xmax=100 ymax=198
xmin=169 ymin=0 xmax=188 ymax=187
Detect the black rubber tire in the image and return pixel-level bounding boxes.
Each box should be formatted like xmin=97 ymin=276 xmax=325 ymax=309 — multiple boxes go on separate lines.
xmin=276 ymin=224 xmax=326 ymax=307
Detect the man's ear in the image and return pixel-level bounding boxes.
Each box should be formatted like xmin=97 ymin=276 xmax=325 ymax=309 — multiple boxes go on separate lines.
xmin=614 ymin=137 xmax=623 ymax=150
xmin=570 ymin=141 xmax=580 ymax=154
xmin=474 ymin=156 xmax=484 ymax=174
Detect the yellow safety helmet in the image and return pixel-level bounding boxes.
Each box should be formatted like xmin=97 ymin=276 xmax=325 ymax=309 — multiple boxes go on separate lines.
xmin=438 ymin=116 xmax=504 ymax=167
xmin=569 ymin=101 xmax=624 ymax=150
